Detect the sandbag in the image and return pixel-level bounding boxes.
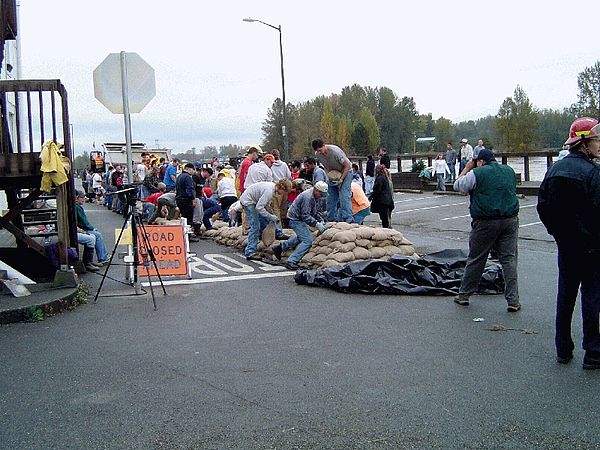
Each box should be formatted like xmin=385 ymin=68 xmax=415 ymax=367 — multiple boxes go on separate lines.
xmin=330 ymin=251 xmax=354 ymax=264
xmin=332 ymin=242 xmax=356 ymax=253
xmin=352 ymin=247 xmax=371 ymax=260
xmin=262 ymin=222 xmax=276 ymax=247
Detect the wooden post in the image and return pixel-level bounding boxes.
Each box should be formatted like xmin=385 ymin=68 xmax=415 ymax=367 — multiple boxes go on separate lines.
xmin=523 ymin=155 xmax=530 ymax=182
xmin=55 ymin=183 xmax=70 ymax=270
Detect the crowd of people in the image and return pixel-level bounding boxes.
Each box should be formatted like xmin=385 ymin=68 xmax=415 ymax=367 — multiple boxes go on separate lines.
xmin=77 ymin=142 xmax=395 ymax=269
xmin=74 ymin=118 xmax=600 ymax=369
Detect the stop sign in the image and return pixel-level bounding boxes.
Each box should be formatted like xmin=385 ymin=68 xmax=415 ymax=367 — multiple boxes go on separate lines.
xmin=93 ymin=52 xmax=156 ymax=114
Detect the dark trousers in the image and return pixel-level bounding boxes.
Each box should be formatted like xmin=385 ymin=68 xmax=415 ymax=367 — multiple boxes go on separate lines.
xmin=378 ymin=209 xmax=392 ymax=228
xmin=177 ymin=200 xmax=194 ymax=226
xmin=219 ymin=196 xmax=237 ymax=222
xmin=458 ymin=216 xmax=519 ymax=305
xmin=555 ymin=246 xmax=600 ymax=357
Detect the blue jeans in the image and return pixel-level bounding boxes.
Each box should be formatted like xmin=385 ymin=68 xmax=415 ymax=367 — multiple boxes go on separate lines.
xmin=446 ymin=163 xmax=456 ymax=182
xmin=364 ymin=175 xmax=375 ymax=196
xmin=327 ymin=175 xmax=353 ymax=222
xmin=243 ymin=205 xmax=269 ymax=257
xmin=436 ymin=173 xmax=446 ymax=191
xmin=203 ymin=204 xmax=222 ymax=230
xmin=142 ymin=202 xmax=155 ymax=222
xmin=77 ymin=230 xmax=108 ymax=262
xmin=352 ymin=207 xmax=371 ymax=225
xmin=89 ymin=229 xmax=108 ymax=261
xmin=555 ymin=246 xmax=600 ymax=357
xmin=282 ymin=220 xmax=314 ymax=265
xmin=459 ymin=157 xmax=468 ymax=174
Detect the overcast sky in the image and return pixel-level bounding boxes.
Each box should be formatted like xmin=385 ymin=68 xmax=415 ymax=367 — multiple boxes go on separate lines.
xmin=16 ymin=0 xmax=600 ymax=155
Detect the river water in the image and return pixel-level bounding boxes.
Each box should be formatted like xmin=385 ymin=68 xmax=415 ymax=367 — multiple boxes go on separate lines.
xmin=389 ymin=156 xmax=555 ymax=182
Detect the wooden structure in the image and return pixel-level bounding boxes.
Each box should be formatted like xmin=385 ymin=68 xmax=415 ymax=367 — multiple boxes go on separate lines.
xmin=1 ymin=7 xmax=78 ymax=279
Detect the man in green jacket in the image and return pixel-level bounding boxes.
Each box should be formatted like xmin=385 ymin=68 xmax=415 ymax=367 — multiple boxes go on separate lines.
xmin=452 ymin=149 xmax=521 ymax=312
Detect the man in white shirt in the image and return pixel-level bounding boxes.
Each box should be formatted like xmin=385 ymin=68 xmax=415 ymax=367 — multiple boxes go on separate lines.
xmin=244 ymin=154 xmax=274 ymax=189
xmin=91 ymin=171 xmax=104 ymax=203
xmin=240 ymin=180 xmax=292 ymax=260
xmin=459 ymin=138 xmax=473 ymax=174
xmin=216 ymin=170 xmax=238 ymax=222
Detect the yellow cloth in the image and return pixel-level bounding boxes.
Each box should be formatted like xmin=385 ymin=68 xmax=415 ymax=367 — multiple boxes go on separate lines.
xmin=40 ymin=140 xmax=69 ymax=192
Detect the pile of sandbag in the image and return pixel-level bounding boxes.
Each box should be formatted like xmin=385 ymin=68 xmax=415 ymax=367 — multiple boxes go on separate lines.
xmin=202 ymin=221 xmax=417 ymax=269
xmin=299 ymin=222 xmax=417 ymax=269
xmin=202 ymin=221 xmax=247 ymax=248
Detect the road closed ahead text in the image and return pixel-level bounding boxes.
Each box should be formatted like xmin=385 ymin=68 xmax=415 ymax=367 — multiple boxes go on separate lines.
xmin=138 ymin=225 xmax=188 ymax=276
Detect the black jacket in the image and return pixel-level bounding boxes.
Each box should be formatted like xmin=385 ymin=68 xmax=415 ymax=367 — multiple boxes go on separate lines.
xmin=537 ymin=151 xmax=600 ymax=251
xmin=370 ymin=175 xmax=394 ymax=213
xmin=175 ymin=171 xmax=196 ymax=203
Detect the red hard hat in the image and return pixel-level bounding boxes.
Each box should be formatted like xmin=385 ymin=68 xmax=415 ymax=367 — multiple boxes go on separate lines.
xmin=565 ymin=117 xmax=599 ymax=145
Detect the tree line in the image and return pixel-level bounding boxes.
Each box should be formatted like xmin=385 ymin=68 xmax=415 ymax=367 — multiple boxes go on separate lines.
xmin=260 ymin=61 xmax=600 ymax=158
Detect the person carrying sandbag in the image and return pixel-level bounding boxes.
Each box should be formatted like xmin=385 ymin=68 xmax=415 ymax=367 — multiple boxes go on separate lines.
xmin=273 ymin=181 xmax=328 ymax=270
xmin=240 ymin=179 xmax=293 ymax=261
xmin=312 ymin=138 xmax=353 ymax=223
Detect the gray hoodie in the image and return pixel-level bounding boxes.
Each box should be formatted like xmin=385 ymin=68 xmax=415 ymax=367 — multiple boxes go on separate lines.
xmin=271 ymin=159 xmax=291 ymax=180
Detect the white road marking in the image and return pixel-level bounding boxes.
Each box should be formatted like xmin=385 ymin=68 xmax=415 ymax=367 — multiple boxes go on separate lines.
xmin=141 ymin=271 xmax=294 ymax=287
xmin=393 ymin=196 xmax=433 ymax=204
xmin=393 ymin=202 xmax=467 ymax=214
xmin=441 ymin=214 xmax=470 ymax=221
xmin=520 ymin=221 xmax=542 ymax=228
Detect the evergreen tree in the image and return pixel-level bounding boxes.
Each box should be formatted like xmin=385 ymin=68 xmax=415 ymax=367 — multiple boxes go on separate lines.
xmin=320 ymin=100 xmax=336 ymax=143
xmin=574 ymin=61 xmax=600 ymax=117
xmin=350 ymin=123 xmax=369 ymax=155
xmin=397 ymin=97 xmax=420 ymax=153
xmin=433 ymin=117 xmax=455 ymax=151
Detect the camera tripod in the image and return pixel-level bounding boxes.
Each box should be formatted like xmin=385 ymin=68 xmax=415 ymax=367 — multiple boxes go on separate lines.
xmin=93 ymin=188 xmax=167 ymax=310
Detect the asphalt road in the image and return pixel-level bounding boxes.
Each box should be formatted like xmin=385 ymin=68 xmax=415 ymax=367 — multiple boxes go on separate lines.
xmin=1 ymin=193 xmax=598 ymax=449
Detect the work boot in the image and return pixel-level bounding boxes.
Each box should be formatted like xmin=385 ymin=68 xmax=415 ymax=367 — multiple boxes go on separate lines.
xmin=273 ymin=244 xmax=283 ymax=260
xmin=82 ymin=247 xmax=98 ymax=272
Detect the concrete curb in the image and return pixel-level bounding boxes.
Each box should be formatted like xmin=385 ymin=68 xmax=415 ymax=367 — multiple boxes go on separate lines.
xmin=0 ymin=283 xmax=81 ymax=325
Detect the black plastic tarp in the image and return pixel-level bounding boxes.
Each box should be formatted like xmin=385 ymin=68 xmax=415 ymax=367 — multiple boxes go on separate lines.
xmin=294 ymin=249 xmax=505 ymax=295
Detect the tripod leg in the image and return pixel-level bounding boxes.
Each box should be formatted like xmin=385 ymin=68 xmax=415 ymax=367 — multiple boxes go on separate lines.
xmin=132 ymin=214 xmax=159 ymax=310
xmin=93 ymin=210 xmax=132 ymax=303
xmin=137 ymin=219 xmax=168 ymax=296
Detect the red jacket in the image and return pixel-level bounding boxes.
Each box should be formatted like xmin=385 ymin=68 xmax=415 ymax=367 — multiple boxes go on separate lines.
xmin=237 ymin=157 xmax=254 ymax=194
xmin=144 ymin=192 xmax=163 ymax=205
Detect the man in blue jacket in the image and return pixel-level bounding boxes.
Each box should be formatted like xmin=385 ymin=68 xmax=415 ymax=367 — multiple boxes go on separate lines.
xmin=453 ymin=149 xmax=520 ymax=312
xmin=273 ymin=181 xmax=328 ymax=270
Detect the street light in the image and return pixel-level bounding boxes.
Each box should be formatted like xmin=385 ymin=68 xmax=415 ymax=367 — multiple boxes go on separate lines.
xmin=243 ymin=17 xmax=289 ymax=160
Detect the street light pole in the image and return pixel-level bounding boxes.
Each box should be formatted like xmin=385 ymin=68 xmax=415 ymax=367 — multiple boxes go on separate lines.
xmin=243 ymin=17 xmax=289 ymax=161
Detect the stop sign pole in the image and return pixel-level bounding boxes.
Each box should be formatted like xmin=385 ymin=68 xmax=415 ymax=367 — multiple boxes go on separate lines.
xmin=120 ymin=51 xmax=134 ymax=183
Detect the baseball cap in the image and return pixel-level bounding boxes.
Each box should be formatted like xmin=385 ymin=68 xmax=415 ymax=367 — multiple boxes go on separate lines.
xmin=75 ymin=189 xmax=86 ymax=198
xmin=475 ymin=149 xmax=495 ymax=163
xmin=460 ymin=138 xmax=468 ymax=143
xmin=314 ymin=181 xmax=328 ymax=193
